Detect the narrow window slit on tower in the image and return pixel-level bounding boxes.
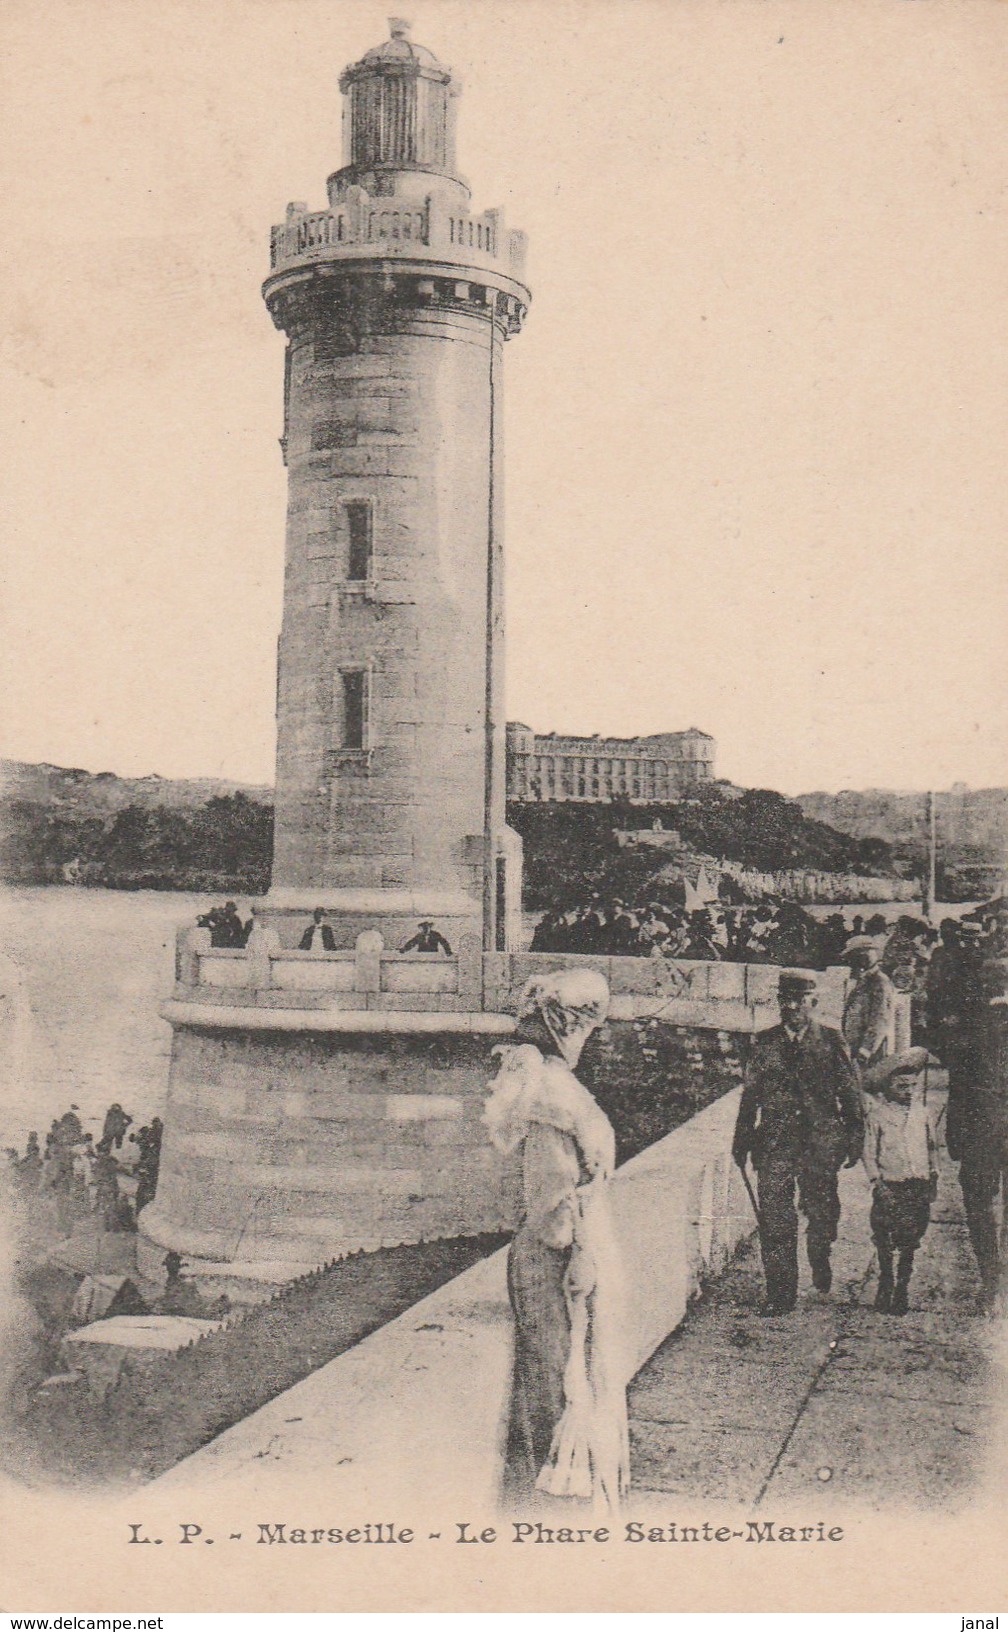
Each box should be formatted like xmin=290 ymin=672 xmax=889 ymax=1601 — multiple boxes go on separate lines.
xmin=346 ymin=500 xmax=373 ymax=581
xmin=341 ymin=669 xmax=368 ymax=750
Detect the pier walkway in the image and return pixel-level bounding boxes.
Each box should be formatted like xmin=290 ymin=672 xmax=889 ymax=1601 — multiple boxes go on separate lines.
xmin=148 ymin=1082 xmax=1008 ymax=1522
xmin=627 ymin=1120 xmax=1008 ymax=1512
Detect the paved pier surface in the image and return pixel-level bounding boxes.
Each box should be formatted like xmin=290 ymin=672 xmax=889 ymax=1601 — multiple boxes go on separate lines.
xmin=628 ymin=1109 xmax=1008 ymax=1511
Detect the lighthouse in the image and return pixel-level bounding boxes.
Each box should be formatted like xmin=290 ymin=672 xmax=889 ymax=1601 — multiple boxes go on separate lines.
xmin=263 ymin=18 xmax=530 ymax=954
xmin=141 ymin=22 xmax=532 ymax=1278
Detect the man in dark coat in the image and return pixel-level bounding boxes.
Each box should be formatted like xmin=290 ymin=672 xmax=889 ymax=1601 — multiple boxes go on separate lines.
xmin=927 ymin=919 xmax=981 ymax=1078
xmin=926 ymin=918 xmax=962 ymax=1019
xmin=132 ymin=1119 xmax=163 ymax=1214
xmin=199 ymin=901 xmax=246 ymax=947
xmin=399 ymin=920 xmax=453 ymax=955
xmin=101 ymin=1102 xmax=133 ymax=1150
xmin=733 ymin=971 xmax=864 ymax=1314
xmin=299 ymin=907 xmax=337 ymax=951
xmin=950 ymin=956 xmax=1008 ymax=1314
xmin=90 ymin=1139 xmax=122 ymax=1233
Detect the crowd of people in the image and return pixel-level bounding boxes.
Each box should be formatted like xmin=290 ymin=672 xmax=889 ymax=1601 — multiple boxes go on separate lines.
xmin=532 ymin=893 xmax=946 ymax=968
xmin=534 ymin=894 xmax=1008 ymax=1028
xmin=4 ymin=1101 xmax=163 ymax=1237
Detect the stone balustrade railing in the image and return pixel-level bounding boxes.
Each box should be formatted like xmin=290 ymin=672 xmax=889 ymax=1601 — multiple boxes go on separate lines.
xmin=175 ymin=925 xmax=484 ymax=1015
xmin=268 ymin=193 xmax=528 ymax=281
xmin=172 ymin=926 xmax=866 ymax=1034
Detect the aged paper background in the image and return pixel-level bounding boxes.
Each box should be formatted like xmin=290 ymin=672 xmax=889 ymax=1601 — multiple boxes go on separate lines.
xmin=2 ymin=0 xmax=1007 ymax=1611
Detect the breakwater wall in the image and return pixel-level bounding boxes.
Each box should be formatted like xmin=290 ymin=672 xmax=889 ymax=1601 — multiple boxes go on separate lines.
xmin=153 ymin=1087 xmax=753 ymax=1507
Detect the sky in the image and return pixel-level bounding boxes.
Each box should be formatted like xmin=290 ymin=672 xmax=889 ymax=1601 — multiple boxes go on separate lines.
xmin=1 ymin=0 xmax=1006 ymax=796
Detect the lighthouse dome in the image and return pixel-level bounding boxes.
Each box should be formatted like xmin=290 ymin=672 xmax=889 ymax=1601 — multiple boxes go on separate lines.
xmin=338 ymin=19 xmax=460 ymax=182
xmin=357 ymin=18 xmax=445 ymax=72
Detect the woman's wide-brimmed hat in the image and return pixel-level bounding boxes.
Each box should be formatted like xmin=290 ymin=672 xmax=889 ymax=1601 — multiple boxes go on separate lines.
xmin=517 ymin=967 xmax=610 ymax=1030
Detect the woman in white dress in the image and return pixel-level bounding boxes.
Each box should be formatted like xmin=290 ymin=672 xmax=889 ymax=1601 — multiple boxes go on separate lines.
xmin=485 ymin=968 xmax=629 ymax=1510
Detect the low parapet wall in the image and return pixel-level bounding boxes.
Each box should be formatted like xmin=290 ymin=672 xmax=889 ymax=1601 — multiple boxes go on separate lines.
xmin=153 ymin=1088 xmax=752 ymax=1506
xmin=482 ymin=951 xmax=850 ymax=1032
xmin=171 ymin=925 xmax=852 ymax=1032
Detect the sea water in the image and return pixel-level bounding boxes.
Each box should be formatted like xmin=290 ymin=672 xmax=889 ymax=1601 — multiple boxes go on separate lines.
xmin=0 ymin=886 xmax=217 ymax=1148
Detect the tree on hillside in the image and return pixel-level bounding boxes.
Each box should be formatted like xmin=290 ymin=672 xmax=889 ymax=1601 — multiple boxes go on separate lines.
xmin=0 ymin=792 xmax=274 ymax=891
xmin=507 ymin=783 xmax=902 ymax=911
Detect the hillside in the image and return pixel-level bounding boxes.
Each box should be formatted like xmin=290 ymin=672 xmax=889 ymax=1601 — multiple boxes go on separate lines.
xmin=0 ymin=760 xmax=272 ymax=813
xmin=508 ymin=786 xmax=905 ymax=913
xmin=0 ymin=761 xmax=273 ymax=892
xmin=795 ymin=786 xmax=1007 ymax=900
xmin=0 ymin=760 xmax=932 ymax=901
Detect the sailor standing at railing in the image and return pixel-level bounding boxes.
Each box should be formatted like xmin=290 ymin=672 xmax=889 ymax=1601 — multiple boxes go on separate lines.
xmin=299 ymin=907 xmax=336 ymax=951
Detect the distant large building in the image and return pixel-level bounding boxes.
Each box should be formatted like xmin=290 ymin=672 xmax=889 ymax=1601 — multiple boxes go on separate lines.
xmin=506 ymin=723 xmax=716 ymax=802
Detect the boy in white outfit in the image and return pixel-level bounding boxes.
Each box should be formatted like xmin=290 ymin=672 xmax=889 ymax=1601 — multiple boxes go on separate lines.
xmin=862 ymin=1047 xmax=939 ymax=1315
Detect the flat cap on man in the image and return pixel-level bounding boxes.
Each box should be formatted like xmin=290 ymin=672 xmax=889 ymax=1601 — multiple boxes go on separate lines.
xmin=863 ymin=1047 xmax=935 ymax=1091
xmin=778 ymin=970 xmax=817 ymax=995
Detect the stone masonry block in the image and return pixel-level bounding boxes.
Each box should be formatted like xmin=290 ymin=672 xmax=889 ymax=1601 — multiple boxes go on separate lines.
xmin=254 ymin=990 xmax=360 ymax=1010
xmin=395 ymin=1117 xmax=480 ymax=1149
xmin=384 ymin=1094 xmax=465 ymax=1121
xmin=191 ymin=1084 xmax=249 ymax=1119
xmin=527 ymin=951 xmax=612 ymax=978
xmin=192 ymin=988 xmax=254 ymax=1010
xmin=170 ymin=1130 xmax=274 ymax=1163
xmin=706 ymin=962 xmax=746 ymax=1001
xmin=366 ymin=993 xmax=468 ymax=1011
xmin=354 ymin=930 xmax=384 ymax=992
xmin=224 ymin=1163 xmax=426 ymax=1195
xmin=245 ymin=924 xmax=281 ymax=989
xmin=272 ymin=957 xmax=358 ymax=992
xmin=194 ymin=953 xmax=252 ymax=992
xmin=746 ymin=965 xmax=786 ymax=1007
xmin=456 ymin=933 xmax=482 ymax=1002
xmin=281 ymin=1092 xmax=392 ymax=1121
xmin=609 ymin=957 xmax=662 ymax=996
xmin=176 ymin=926 xmax=210 ymax=985
xmin=159 ymin=1153 xmax=216 ymax=1188
xmin=381 ymin=959 xmax=458 ymax=994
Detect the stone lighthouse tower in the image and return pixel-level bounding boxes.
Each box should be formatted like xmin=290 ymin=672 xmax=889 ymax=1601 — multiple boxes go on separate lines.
xmin=142 ymin=22 xmax=531 ymax=1278
xmin=263 ymin=18 xmax=530 ymax=953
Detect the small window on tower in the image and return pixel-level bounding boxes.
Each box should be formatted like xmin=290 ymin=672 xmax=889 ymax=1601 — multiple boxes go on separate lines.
xmin=346 ymin=501 xmax=373 ymax=581
xmin=341 ymin=669 xmax=368 ymax=750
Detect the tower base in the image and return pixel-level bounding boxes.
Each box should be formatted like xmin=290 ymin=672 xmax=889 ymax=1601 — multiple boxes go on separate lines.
xmin=261 ymin=825 xmax=524 ymax=953
xmin=140 ymin=1006 xmax=520 ymax=1283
